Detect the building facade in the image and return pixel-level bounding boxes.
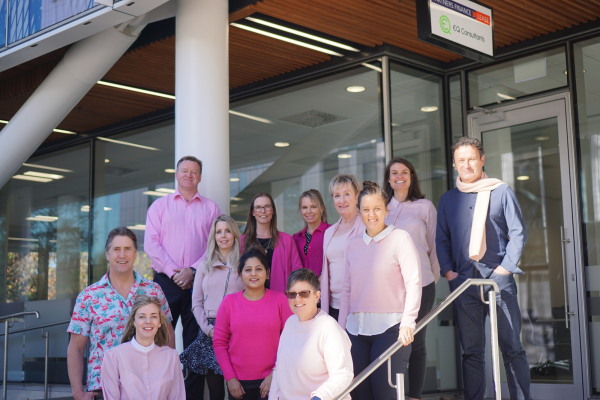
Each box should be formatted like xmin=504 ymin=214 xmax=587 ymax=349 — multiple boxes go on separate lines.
xmin=0 ymin=1 xmax=599 ymax=399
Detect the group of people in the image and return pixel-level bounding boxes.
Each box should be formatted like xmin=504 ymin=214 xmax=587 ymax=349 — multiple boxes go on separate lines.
xmin=66 ymin=136 xmax=531 ymax=400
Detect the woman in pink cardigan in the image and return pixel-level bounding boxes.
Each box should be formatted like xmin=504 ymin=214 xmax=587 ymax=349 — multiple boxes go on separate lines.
xmin=292 ymin=189 xmax=331 ymax=276
xmin=213 ymin=247 xmax=293 ymax=400
xmin=339 ymin=181 xmax=422 ymax=400
xmin=320 ymin=174 xmax=364 ymax=321
xmin=241 ymin=192 xmax=303 ymax=293
xmin=180 ymin=215 xmax=246 ymax=400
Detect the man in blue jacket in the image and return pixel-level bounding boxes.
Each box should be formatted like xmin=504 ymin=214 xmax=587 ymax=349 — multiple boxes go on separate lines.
xmin=436 ymin=137 xmax=530 ymax=400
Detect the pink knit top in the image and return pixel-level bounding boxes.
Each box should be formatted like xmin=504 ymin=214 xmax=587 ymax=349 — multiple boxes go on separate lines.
xmin=213 ymin=289 xmax=293 ymax=381
xmin=338 ymin=227 xmax=422 ymax=330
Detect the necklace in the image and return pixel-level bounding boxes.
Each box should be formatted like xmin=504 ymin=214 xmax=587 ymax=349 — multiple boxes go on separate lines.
xmin=258 ymin=237 xmax=272 ymax=254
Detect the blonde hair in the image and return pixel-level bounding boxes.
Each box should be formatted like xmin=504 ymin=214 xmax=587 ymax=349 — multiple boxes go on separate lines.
xmin=121 ymin=295 xmax=169 ymax=346
xmin=358 ymin=181 xmax=389 ymax=208
xmin=328 ymin=174 xmax=362 ymax=198
xmin=298 ymin=189 xmax=328 ymax=226
xmin=203 ymin=215 xmax=242 ymax=275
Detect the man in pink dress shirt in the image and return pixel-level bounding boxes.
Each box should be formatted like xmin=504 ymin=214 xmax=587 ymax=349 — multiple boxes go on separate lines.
xmin=144 ymin=155 xmax=221 ymax=399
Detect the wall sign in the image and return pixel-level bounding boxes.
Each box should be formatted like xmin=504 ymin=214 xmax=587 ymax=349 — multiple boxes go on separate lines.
xmin=416 ymin=0 xmax=494 ymax=62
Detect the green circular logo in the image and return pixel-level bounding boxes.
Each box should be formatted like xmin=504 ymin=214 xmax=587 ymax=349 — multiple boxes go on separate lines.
xmin=440 ymin=15 xmax=451 ymax=34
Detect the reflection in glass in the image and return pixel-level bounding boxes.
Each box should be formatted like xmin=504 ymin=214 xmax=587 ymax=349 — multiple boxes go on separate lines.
xmin=0 ymin=145 xmax=90 ymax=303
xmin=92 ymin=122 xmax=175 ymax=283
xmin=468 ymin=48 xmax=567 ymax=108
xmin=574 ymin=37 xmax=600 ymax=394
xmin=482 ymin=118 xmax=573 ymax=384
xmin=229 ymin=65 xmax=384 ymax=234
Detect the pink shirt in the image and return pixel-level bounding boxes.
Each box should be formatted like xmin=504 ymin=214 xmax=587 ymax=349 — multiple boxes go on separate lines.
xmin=240 ymin=233 xmax=302 ymax=293
xmin=213 ymin=289 xmax=293 ymax=381
xmin=292 ymin=221 xmax=331 ymax=276
xmin=191 ymin=261 xmax=245 ymax=336
xmin=101 ymin=341 xmax=184 ymax=400
xmin=144 ymin=189 xmax=221 ymax=278
xmin=338 ymin=227 xmax=422 ymax=330
xmin=387 ymin=198 xmax=440 ymax=286
xmin=320 ymin=215 xmax=364 ymax=313
xmin=270 ymin=310 xmax=353 ymax=400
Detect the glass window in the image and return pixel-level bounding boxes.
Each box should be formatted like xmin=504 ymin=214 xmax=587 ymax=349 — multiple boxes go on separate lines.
xmin=389 ymin=61 xmax=456 ymax=393
xmin=0 ymin=144 xmax=90 ymax=303
xmin=574 ymin=37 xmax=600 ymax=394
xmin=468 ymin=47 xmax=567 ymax=108
xmin=92 ymin=121 xmax=175 ymax=283
xmin=449 ymin=73 xmax=463 ymax=187
xmin=229 ymin=64 xmax=384 ymax=234
xmin=390 ymin=61 xmax=447 ymax=207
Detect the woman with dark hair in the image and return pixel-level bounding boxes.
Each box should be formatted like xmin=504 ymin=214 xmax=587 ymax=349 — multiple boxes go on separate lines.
xmin=339 ymin=181 xmax=421 ymax=400
xmin=383 ymin=158 xmax=439 ymax=400
xmin=242 ymin=192 xmax=302 ymax=293
xmin=292 ymin=189 xmax=331 ymax=276
xmin=101 ymin=295 xmax=184 ymax=400
xmin=213 ymin=247 xmax=293 ymax=400
xmin=180 ymin=215 xmax=245 ymax=400
xmin=270 ymin=268 xmax=353 ymax=400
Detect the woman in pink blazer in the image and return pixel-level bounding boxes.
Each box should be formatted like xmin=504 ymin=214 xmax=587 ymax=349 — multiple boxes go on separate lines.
xmin=241 ymin=192 xmax=302 ymax=293
xmin=320 ymin=174 xmax=364 ymax=321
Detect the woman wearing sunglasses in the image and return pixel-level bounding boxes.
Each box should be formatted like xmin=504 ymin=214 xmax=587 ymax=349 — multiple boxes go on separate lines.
xmin=242 ymin=192 xmax=303 ymax=293
xmin=270 ymin=268 xmax=353 ymax=400
xmin=213 ymin=247 xmax=293 ymax=400
xmin=339 ymin=181 xmax=422 ymax=400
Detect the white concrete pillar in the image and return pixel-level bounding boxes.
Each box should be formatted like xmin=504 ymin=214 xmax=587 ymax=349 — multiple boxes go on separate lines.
xmin=175 ymin=0 xmax=230 ymax=214
xmin=0 ymin=25 xmax=144 ymax=189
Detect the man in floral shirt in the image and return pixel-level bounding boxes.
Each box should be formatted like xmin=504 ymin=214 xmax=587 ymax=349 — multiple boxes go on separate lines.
xmin=67 ymin=227 xmax=174 ymax=400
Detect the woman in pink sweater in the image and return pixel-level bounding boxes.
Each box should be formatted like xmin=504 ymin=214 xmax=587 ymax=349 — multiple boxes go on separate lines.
xmin=180 ymin=215 xmax=246 ymax=400
xmin=320 ymin=174 xmax=364 ymax=321
xmin=241 ymin=192 xmax=303 ymax=293
xmin=270 ymin=268 xmax=353 ymax=400
xmin=339 ymin=181 xmax=422 ymax=400
xmin=213 ymin=247 xmax=293 ymax=400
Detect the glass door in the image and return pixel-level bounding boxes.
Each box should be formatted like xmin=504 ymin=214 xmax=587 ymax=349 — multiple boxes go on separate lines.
xmin=469 ymin=94 xmax=585 ymax=400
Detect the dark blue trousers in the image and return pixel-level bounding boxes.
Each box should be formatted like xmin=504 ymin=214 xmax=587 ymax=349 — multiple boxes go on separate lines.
xmin=348 ymin=323 xmax=411 ymax=400
xmin=448 ymin=270 xmax=531 ymax=400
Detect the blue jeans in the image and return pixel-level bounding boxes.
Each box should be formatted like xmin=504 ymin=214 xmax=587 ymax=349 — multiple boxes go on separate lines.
xmin=448 ymin=270 xmax=531 ymax=400
xmin=347 ymin=323 xmax=411 ymax=400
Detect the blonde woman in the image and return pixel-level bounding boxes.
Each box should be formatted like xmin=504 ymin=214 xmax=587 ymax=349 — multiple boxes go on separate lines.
xmin=320 ymin=174 xmax=364 ymax=321
xmin=180 ymin=215 xmax=245 ymax=400
xmin=292 ymin=189 xmax=331 ymax=276
xmin=101 ymin=295 xmax=184 ymax=400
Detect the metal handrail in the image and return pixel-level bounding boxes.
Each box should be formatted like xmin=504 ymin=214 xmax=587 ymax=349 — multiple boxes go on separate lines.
xmin=0 ymin=311 xmax=40 ymax=400
xmin=333 ymin=278 xmax=503 ymax=400
xmin=0 ymin=319 xmax=70 ymax=336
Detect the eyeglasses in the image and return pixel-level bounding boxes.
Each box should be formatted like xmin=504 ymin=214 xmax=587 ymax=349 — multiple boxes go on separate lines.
xmin=254 ymin=205 xmax=273 ymax=212
xmin=285 ymin=290 xmax=315 ymax=299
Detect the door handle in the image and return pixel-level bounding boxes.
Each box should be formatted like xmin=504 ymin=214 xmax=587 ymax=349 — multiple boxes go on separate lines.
xmin=560 ymin=226 xmax=572 ymax=329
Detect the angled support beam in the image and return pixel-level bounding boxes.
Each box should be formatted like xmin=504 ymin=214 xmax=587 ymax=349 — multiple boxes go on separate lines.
xmin=0 ymin=24 xmax=145 ymax=188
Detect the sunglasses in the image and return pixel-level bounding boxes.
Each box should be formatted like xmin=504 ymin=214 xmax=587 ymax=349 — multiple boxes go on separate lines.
xmin=285 ymin=290 xmax=315 ymax=299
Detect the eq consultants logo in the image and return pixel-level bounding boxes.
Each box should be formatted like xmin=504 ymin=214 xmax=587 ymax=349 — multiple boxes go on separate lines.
xmin=440 ymin=15 xmax=451 ymax=34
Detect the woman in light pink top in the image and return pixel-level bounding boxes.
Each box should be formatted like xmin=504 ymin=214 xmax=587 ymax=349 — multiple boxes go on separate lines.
xmin=270 ymin=268 xmax=353 ymax=400
xmin=383 ymin=158 xmax=439 ymax=400
xmin=320 ymin=174 xmax=364 ymax=321
xmin=180 ymin=215 xmax=245 ymax=400
xmin=241 ymin=192 xmax=303 ymax=293
xmin=101 ymin=295 xmax=184 ymax=400
xmin=339 ymin=181 xmax=422 ymax=400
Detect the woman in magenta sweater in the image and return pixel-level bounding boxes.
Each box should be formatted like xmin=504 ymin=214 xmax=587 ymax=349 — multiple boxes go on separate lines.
xmin=180 ymin=215 xmax=246 ymax=400
xmin=292 ymin=189 xmax=330 ymax=276
xmin=339 ymin=181 xmax=422 ymax=400
xmin=241 ymin=192 xmax=303 ymax=293
xmin=213 ymin=247 xmax=293 ymax=400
